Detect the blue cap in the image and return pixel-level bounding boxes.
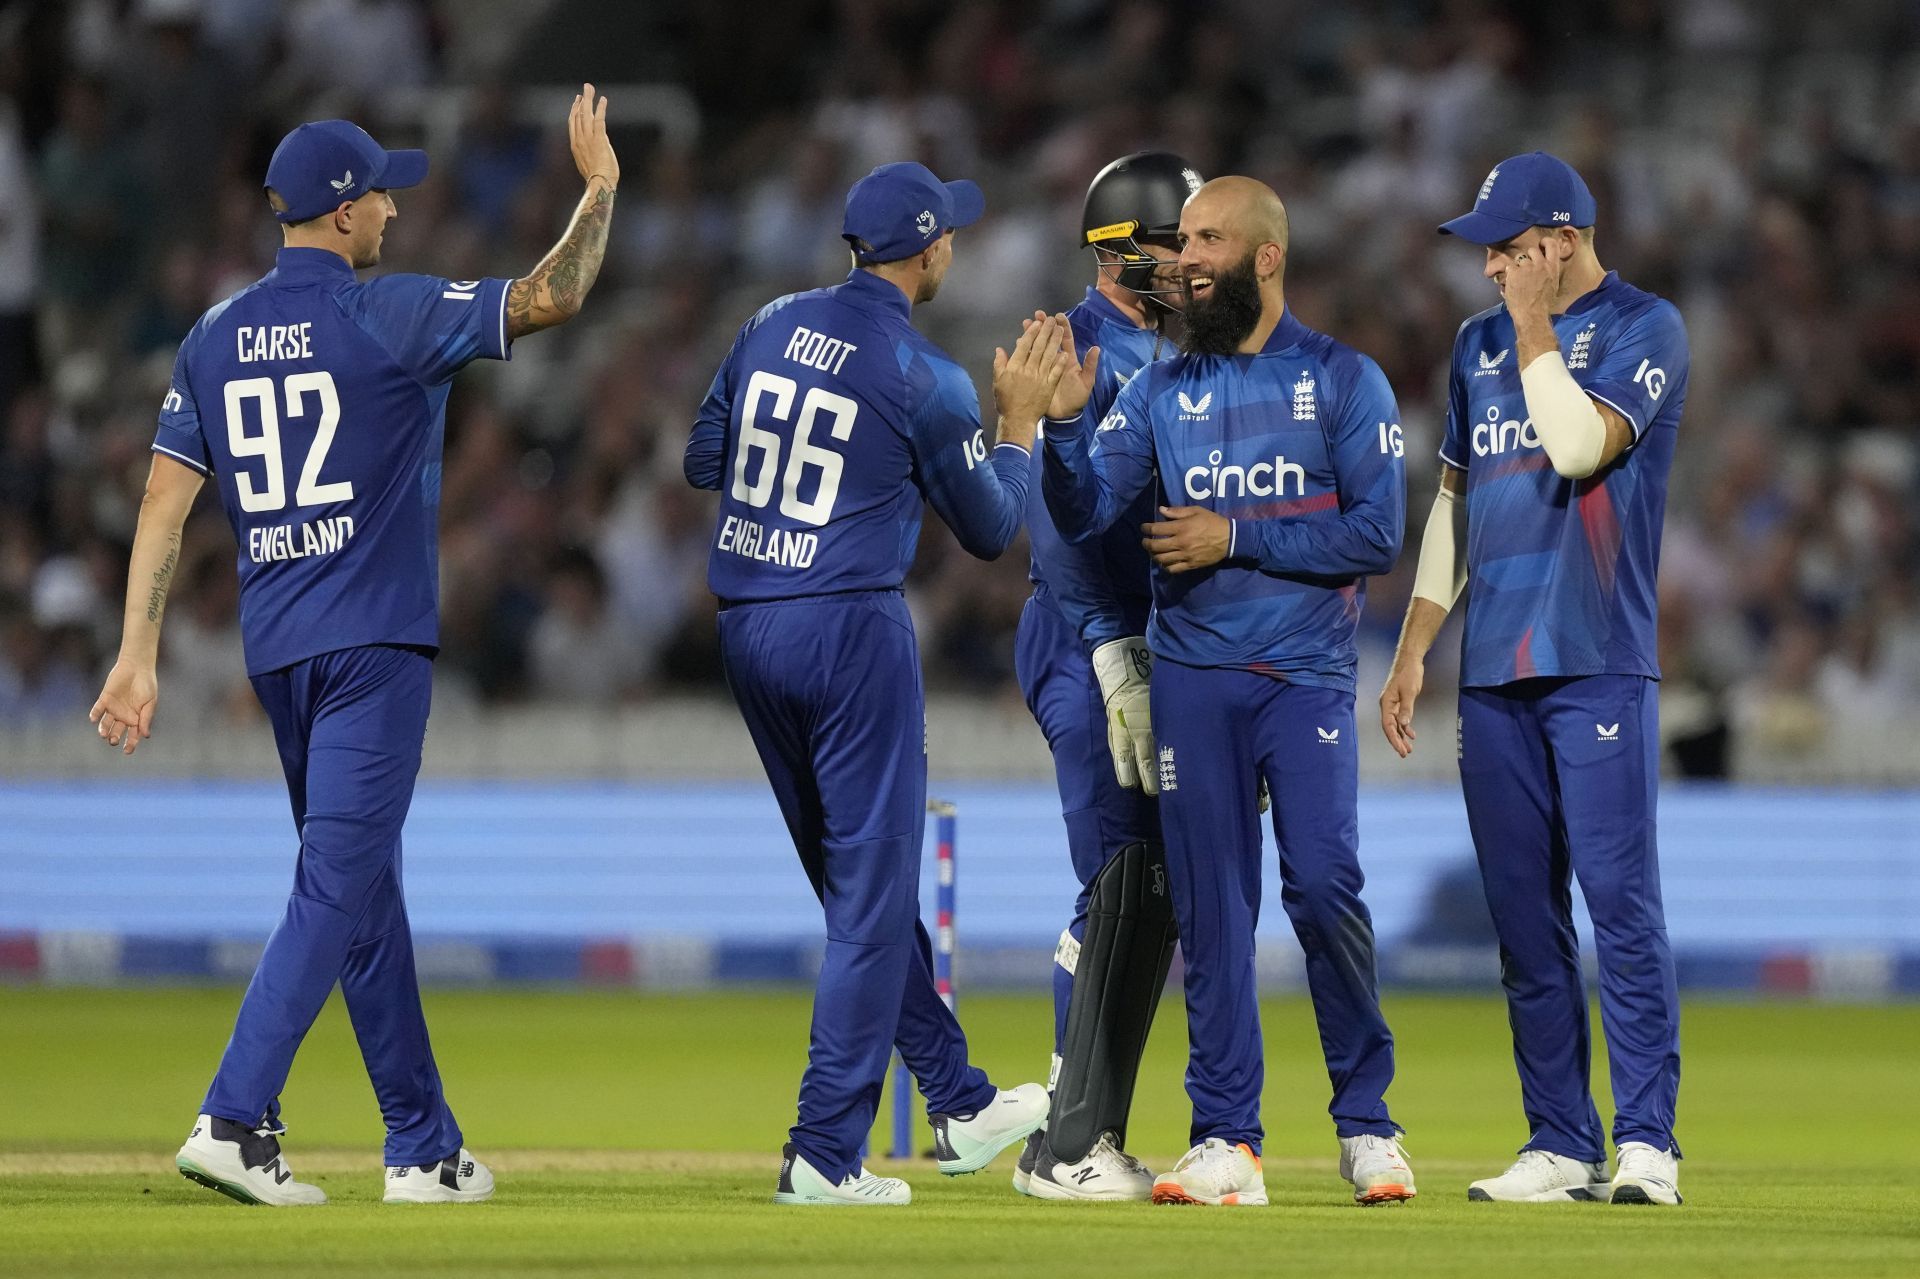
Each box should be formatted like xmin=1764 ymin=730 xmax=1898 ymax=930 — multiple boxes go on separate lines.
xmin=1438 ymin=151 xmax=1596 ymax=244
xmin=264 ymin=120 xmax=429 ymax=224
xmin=842 ymin=162 xmax=985 ymax=263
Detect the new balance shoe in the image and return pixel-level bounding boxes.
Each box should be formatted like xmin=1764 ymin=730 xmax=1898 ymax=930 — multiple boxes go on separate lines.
xmin=175 ymin=1113 xmax=326 ymax=1206
xmin=1011 ymin=1128 xmax=1042 ymax=1196
xmin=1468 ymin=1149 xmax=1609 ymax=1202
xmin=1028 ymin=1131 xmax=1154 ymax=1202
xmin=384 ymin=1148 xmax=494 ymax=1203
xmin=1151 ymin=1138 xmax=1267 ymax=1206
xmin=772 ymin=1143 xmax=910 ymax=1206
xmin=1610 ymin=1142 xmax=1682 ymax=1205
xmin=930 ymin=1083 xmax=1049 ymax=1175
xmin=1339 ymin=1132 xmax=1416 ymax=1205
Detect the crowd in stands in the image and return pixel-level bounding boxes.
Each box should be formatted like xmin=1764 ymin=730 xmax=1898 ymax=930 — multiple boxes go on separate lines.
xmin=2 ymin=0 xmax=1916 ymax=775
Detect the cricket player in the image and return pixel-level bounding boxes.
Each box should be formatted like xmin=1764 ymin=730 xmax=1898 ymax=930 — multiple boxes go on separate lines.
xmin=1378 ymin=151 xmax=1688 ymax=1205
xmin=1010 ymin=152 xmax=1200 ymax=1202
xmin=1042 ymin=176 xmax=1414 ymax=1207
xmin=684 ymin=162 xmax=1059 ymax=1206
xmin=89 ymin=88 xmax=620 ymax=1205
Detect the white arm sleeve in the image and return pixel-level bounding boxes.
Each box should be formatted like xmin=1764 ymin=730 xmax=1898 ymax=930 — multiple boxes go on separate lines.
xmin=1519 ymin=351 xmax=1609 ymax=479
xmin=1411 ymin=481 xmax=1468 ymax=609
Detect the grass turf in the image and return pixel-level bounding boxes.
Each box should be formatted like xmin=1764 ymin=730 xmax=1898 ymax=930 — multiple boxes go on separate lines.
xmin=2 ymin=987 xmax=1917 ymax=1276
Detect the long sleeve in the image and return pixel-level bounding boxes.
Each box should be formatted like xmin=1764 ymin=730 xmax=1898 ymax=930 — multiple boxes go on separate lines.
xmin=1231 ymin=355 xmax=1406 ymax=577
xmin=908 ymin=350 xmax=1027 ymax=560
xmin=1041 ymin=369 xmax=1156 ymax=545
xmin=683 ymin=331 xmax=740 ymax=491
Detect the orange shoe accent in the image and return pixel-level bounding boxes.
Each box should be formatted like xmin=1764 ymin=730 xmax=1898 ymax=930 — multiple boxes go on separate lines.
xmin=1237 ymin=1143 xmax=1262 ymax=1170
xmin=1358 ymin=1183 xmax=1414 ymax=1205
xmin=1221 ymin=1193 xmax=1241 ymax=1205
xmin=1152 ymin=1183 xmax=1203 ymax=1205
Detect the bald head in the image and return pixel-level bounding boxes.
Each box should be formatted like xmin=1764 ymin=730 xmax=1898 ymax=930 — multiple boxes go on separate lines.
xmin=1188 ymin=176 xmax=1289 ymax=254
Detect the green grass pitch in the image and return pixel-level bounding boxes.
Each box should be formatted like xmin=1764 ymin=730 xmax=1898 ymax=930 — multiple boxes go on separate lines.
xmin=3 ymin=987 xmax=1918 ymax=1276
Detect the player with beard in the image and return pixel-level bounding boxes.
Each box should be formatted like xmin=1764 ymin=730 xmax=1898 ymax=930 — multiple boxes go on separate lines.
xmin=1040 ymin=176 xmax=1414 ymax=1208
xmin=1010 ymin=152 xmax=1200 ymax=1202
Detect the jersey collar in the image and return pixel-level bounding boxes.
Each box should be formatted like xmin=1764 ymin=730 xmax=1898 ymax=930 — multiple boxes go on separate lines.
xmin=1564 ymin=270 xmax=1621 ymax=317
xmin=1079 ymin=284 xmax=1146 ymax=332
xmin=269 ymin=247 xmax=358 ymax=281
xmin=1257 ymin=304 xmax=1309 ymax=355
xmin=840 ymin=267 xmax=913 ymax=321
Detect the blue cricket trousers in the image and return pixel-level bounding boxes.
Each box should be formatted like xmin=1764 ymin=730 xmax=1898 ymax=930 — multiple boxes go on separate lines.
xmin=1151 ymin=659 xmax=1398 ymax=1152
xmin=203 ymin=643 xmax=460 ymax=1167
xmin=719 ymin=589 xmax=995 ymax=1182
xmin=1459 ymin=673 xmax=1681 ymax=1160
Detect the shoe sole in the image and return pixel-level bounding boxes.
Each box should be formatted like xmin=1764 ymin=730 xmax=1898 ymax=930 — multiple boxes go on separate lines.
xmin=1468 ymin=1184 xmax=1609 ymax=1203
xmin=1610 ymin=1184 xmax=1682 ymax=1206
xmin=1011 ymin=1168 xmax=1033 ymax=1197
xmin=1355 ymin=1182 xmax=1415 ymax=1205
xmin=383 ymin=1187 xmax=495 ymax=1204
xmin=771 ymin=1192 xmax=910 ymax=1207
xmin=1151 ymin=1184 xmax=1267 ymax=1207
xmin=937 ymin=1115 xmax=1047 ymax=1177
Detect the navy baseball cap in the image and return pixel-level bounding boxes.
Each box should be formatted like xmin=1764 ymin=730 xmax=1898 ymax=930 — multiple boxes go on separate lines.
xmin=842 ymin=162 xmax=985 ymax=263
xmin=1438 ymin=151 xmax=1596 ymax=244
xmin=264 ymin=120 xmax=429 ymax=224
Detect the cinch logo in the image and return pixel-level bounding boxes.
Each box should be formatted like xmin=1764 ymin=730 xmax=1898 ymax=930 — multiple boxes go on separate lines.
xmin=1097 ymin=410 xmax=1127 ymax=433
xmin=1474 ymin=349 xmax=1509 ymax=377
xmin=1183 ymin=448 xmax=1306 ymax=500
xmin=1177 ymin=390 xmax=1213 ymax=420
xmin=1471 ymin=404 xmax=1541 ymax=457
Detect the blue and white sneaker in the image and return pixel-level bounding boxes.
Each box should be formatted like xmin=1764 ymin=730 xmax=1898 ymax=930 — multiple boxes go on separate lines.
xmin=930 ymin=1083 xmax=1049 ymax=1175
xmin=384 ymin=1148 xmax=494 ymax=1203
xmin=773 ymin=1143 xmax=910 ymax=1206
xmin=176 ymin=1113 xmax=326 ymax=1206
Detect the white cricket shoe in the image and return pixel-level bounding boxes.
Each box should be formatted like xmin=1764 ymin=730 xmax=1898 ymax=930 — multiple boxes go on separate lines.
xmin=931 ymin=1083 xmax=1049 ymax=1175
xmin=1028 ymin=1131 xmax=1155 ymax=1202
xmin=384 ymin=1148 xmax=494 ymax=1203
xmin=1151 ymin=1138 xmax=1268 ymax=1206
xmin=1468 ymin=1149 xmax=1609 ymax=1202
xmin=175 ymin=1113 xmax=326 ymax=1206
xmin=1339 ymin=1133 xmax=1416 ymax=1205
xmin=772 ymin=1144 xmax=910 ymax=1206
xmin=1610 ymin=1142 xmax=1682 ymax=1205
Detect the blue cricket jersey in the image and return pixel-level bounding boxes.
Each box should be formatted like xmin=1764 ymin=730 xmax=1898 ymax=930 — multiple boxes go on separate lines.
xmin=1440 ymin=271 xmax=1688 ymax=687
xmin=1024 ymin=286 xmax=1168 ymax=653
xmin=684 ymin=269 xmax=1028 ymax=600
xmin=1043 ymin=308 xmax=1406 ymax=688
xmin=152 ymin=247 xmax=512 ymax=675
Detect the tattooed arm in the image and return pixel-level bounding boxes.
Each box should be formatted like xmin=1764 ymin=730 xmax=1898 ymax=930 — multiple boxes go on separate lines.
xmin=505 ymin=83 xmax=621 ymax=339
xmin=90 ymin=454 xmax=203 ymax=755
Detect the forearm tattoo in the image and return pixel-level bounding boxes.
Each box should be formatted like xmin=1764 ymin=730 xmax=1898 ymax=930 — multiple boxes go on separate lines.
xmin=506 ymin=180 xmax=616 ymax=338
xmin=145 ymin=532 xmax=180 ymax=624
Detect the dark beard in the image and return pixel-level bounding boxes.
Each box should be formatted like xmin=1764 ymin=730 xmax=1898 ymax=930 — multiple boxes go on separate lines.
xmin=1179 ymin=253 xmax=1262 ymax=356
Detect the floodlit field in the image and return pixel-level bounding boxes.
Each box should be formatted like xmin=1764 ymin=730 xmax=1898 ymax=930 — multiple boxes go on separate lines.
xmin=3 ymin=988 xmax=1917 ymax=1276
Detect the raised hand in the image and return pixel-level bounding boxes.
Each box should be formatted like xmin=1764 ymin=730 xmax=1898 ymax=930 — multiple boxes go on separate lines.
xmin=570 ymin=83 xmax=619 ymax=191
xmin=993 ymin=312 xmax=1071 ymax=442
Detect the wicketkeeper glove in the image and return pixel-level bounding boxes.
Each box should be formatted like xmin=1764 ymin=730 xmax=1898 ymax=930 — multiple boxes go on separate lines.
xmin=1092 ymin=636 xmax=1157 ymax=794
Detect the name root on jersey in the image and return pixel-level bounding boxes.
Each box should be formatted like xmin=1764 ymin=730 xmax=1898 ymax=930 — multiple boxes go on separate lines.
xmin=717 ymin=514 xmax=819 ymax=569
xmin=248 ymin=515 xmax=356 ymax=564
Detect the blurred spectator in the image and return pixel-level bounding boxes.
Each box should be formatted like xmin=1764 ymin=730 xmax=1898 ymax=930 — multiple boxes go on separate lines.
xmin=0 ymin=0 xmax=1915 ymax=775
xmin=526 ymin=546 xmax=649 ymax=702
